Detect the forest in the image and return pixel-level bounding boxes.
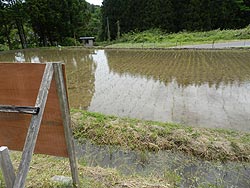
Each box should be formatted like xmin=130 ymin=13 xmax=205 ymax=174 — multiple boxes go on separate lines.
xmin=102 ymin=0 xmax=250 ymax=40
xmin=0 ymin=0 xmax=100 ymax=50
xmin=0 ymin=0 xmax=250 ymax=50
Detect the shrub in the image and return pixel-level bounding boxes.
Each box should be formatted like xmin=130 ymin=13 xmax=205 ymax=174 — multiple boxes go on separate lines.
xmin=0 ymin=44 xmax=8 ymax=51
xmin=61 ymin=37 xmax=79 ymax=46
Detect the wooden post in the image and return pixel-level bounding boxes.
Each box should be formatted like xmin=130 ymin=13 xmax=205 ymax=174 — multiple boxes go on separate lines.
xmin=0 ymin=146 xmax=16 ymax=188
xmin=107 ymin=17 xmax=111 ymax=42
xmin=53 ymin=63 xmax=80 ymax=187
xmin=13 ymin=63 xmax=54 ymax=188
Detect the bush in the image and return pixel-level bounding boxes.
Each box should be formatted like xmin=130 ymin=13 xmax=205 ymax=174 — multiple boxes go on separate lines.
xmin=116 ymin=26 xmax=250 ymax=45
xmin=236 ymin=25 xmax=250 ymax=39
xmin=0 ymin=44 xmax=8 ymax=51
xmin=61 ymin=37 xmax=80 ymax=46
xmin=119 ymin=29 xmax=166 ymax=43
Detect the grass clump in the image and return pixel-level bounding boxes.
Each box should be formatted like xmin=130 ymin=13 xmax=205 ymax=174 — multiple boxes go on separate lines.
xmin=71 ymin=109 xmax=250 ymax=162
xmin=107 ymin=26 xmax=250 ymax=48
xmin=0 ymin=151 xmax=173 ymax=188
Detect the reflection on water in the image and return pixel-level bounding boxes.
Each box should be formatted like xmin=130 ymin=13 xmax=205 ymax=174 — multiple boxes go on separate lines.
xmin=76 ymin=141 xmax=250 ymax=188
xmin=0 ymin=49 xmax=250 ymax=131
xmin=89 ymin=49 xmax=250 ymax=131
xmin=0 ymin=49 xmax=96 ymax=109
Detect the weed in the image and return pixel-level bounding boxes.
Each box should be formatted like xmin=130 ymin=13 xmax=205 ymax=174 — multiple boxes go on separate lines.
xmin=191 ymin=131 xmax=201 ymax=139
xmin=78 ymin=157 xmax=87 ymax=166
xmin=0 ymin=151 xmax=174 ymax=188
xmin=108 ymin=26 xmax=250 ymax=48
xmin=71 ymin=110 xmax=250 ymax=162
xmin=163 ymin=169 xmax=181 ymax=187
xmin=0 ymin=173 xmax=6 ymax=188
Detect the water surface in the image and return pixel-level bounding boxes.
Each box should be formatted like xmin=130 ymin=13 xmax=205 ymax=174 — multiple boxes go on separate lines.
xmin=76 ymin=141 xmax=250 ymax=188
xmin=1 ymin=48 xmax=250 ymax=131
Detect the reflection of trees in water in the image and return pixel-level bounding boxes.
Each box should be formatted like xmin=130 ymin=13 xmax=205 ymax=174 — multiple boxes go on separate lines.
xmin=0 ymin=49 xmax=96 ymax=109
xmin=66 ymin=53 xmax=96 ymax=109
xmin=106 ymin=50 xmax=250 ymax=88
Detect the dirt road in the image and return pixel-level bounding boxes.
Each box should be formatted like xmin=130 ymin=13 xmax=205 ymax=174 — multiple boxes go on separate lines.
xmin=175 ymin=40 xmax=250 ymax=49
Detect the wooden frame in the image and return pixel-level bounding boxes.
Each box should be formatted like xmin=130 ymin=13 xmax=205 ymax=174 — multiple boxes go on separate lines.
xmin=0 ymin=63 xmax=79 ymax=188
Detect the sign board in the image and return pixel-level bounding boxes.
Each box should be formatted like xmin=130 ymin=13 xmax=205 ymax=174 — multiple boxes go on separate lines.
xmin=0 ymin=63 xmax=68 ymax=157
xmin=0 ymin=62 xmax=79 ymax=188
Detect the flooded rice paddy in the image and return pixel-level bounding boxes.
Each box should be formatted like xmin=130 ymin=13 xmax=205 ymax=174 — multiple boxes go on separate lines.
xmin=0 ymin=48 xmax=250 ymax=131
xmin=1 ymin=48 xmax=250 ymax=187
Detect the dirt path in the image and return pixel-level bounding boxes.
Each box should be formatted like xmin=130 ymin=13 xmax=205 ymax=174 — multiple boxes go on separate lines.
xmin=175 ymin=40 xmax=250 ymax=49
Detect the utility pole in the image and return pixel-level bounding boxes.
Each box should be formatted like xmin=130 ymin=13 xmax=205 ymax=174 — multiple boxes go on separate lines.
xmin=117 ymin=20 xmax=120 ymax=40
xmin=107 ymin=17 xmax=111 ymax=42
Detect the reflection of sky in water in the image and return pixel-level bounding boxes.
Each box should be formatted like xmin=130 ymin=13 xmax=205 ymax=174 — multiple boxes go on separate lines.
xmin=14 ymin=52 xmax=25 ymax=62
xmin=31 ymin=56 xmax=40 ymax=63
xmin=1 ymin=49 xmax=250 ymax=131
xmin=14 ymin=52 xmax=40 ymax=63
xmin=88 ymin=50 xmax=250 ymax=131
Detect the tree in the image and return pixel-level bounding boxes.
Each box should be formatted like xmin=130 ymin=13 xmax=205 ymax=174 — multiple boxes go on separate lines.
xmin=235 ymin=0 xmax=250 ymax=27
xmin=0 ymin=0 xmax=28 ymax=49
xmin=26 ymin=0 xmax=90 ymax=46
xmin=0 ymin=1 xmax=14 ymax=49
xmin=84 ymin=5 xmax=102 ymax=40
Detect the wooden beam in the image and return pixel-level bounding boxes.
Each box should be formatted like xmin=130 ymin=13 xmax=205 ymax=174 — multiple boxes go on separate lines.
xmin=13 ymin=63 xmax=54 ymax=188
xmin=0 ymin=146 xmax=16 ymax=188
xmin=0 ymin=105 xmax=39 ymax=115
xmin=53 ymin=63 xmax=80 ymax=187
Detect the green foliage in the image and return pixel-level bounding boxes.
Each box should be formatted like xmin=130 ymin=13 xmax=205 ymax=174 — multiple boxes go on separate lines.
xmin=25 ymin=0 xmax=90 ymax=46
xmin=109 ymin=26 xmax=250 ymax=48
xmin=0 ymin=43 xmax=8 ymax=51
xmin=83 ymin=5 xmax=102 ymax=41
xmin=0 ymin=0 xmax=95 ymax=49
xmin=1 ymin=0 xmax=250 ymax=48
xmin=119 ymin=29 xmax=166 ymax=43
xmin=61 ymin=37 xmax=79 ymax=46
xmin=0 ymin=171 xmax=6 ymax=188
xmin=101 ymin=0 xmax=250 ymax=40
xmin=9 ymin=28 xmax=21 ymax=49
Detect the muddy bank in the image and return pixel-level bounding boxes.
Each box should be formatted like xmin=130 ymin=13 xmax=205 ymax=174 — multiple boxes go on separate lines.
xmin=75 ymin=141 xmax=250 ymax=188
xmin=71 ymin=110 xmax=250 ymax=162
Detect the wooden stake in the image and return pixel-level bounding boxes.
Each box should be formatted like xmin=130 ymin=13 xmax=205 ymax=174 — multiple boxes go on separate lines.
xmin=53 ymin=63 xmax=80 ymax=187
xmin=0 ymin=146 xmax=16 ymax=188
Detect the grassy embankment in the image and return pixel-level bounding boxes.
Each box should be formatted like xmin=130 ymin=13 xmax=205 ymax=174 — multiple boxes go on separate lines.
xmin=1 ymin=110 xmax=249 ymax=187
xmin=72 ymin=110 xmax=250 ymax=162
xmin=102 ymin=26 xmax=250 ymax=48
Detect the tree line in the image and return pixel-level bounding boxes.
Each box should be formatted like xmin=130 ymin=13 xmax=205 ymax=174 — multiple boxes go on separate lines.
xmin=0 ymin=0 xmax=100 ymax=50
xmin=101 ymin=0 xmax=250 ymax=40
xmin=1 ymin=0 xmax=250 ymax=50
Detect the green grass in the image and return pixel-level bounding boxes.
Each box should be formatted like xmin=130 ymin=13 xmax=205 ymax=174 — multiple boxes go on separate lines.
xmin=71 ymin=109 xmax=250 ymax=162
xmin=0 ymin=151 xmax=175 ymax=188
xmin=1 ymin=110 xmax=249 ymax=187
xmin=105 ymin=26 xmax=250 ymax=48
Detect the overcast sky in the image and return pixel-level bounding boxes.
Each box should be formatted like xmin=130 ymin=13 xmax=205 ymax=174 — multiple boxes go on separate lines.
xmin=85 ymin=0 xmax=102 ymax=6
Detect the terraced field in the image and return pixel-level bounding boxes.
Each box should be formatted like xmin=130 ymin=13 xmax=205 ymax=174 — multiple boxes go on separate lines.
xmin=1 ymin=48 xmax=250 ymax=131
xmin=90 ymin=49 xmax=250 ymax=131
xmin=106 ymin=50 xmax=250 ymax=87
